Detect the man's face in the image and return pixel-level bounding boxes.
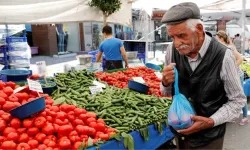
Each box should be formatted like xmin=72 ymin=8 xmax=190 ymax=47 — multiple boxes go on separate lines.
xmin=167 ymin=22 xmax=199 ymax=55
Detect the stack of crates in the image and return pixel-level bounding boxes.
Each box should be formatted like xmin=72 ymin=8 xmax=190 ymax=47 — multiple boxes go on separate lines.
xmin=6 ymin=37 xmax=31 ymax=69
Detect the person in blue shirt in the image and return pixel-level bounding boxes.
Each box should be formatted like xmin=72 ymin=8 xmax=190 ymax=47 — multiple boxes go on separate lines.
xmin=96 ymin=25 xmax=128 ymax=70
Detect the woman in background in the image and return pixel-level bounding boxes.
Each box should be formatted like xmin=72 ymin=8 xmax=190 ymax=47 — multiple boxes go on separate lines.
xmin=216 ymin=30 xmax=248 ymax=125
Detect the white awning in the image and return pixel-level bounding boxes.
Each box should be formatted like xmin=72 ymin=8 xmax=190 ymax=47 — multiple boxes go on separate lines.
xmin=0 ymin=0 xmax=132 ymax=27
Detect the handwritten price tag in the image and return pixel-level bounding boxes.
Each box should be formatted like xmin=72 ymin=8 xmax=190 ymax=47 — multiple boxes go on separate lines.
xmin=27 ymin=79 xmax=43 ymax=93
xmin=36 ymin=61 xmax=47 ymax=76
xmin=132 ymin=77 xmax=145 ymax=84
xmin=154 ymin=72 xmax=162 ymax=79
xmin=93 ymin=81 xmax=106 ymax=88
xmin=89 ymin=86 xmax=103 ymax=94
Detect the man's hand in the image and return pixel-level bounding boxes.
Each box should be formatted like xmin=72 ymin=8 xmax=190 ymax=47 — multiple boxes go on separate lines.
xmin=125 ymin=63 xmax=129 ymax=68
xmin=177 ymin=115 xmax=215 ymax=135
xmin=162 ymin=63 xmax=176 ymax=86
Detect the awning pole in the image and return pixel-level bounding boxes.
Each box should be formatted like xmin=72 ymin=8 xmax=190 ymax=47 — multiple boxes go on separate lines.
xmin=242 ymin=0 xmax=246 ymax=54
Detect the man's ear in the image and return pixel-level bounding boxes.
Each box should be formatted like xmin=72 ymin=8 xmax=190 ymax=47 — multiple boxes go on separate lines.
xmin=196 ymin=24 xmax=204 ymax=33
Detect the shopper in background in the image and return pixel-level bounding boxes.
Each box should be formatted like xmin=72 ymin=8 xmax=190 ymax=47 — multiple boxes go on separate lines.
xmin=234 ymin=33 xmax=242 ymax=52
xmin=160 ymin=2 xmax=246 ymax=149
xmin=96 ymin=25 xmax=129 ymax=70
xmin=216 ymin=30 xmax=249 ymax=125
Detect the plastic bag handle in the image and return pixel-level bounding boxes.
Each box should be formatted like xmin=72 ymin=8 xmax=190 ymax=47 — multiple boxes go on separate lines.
xmin=173 ymin=66 xmax=179 ymax=95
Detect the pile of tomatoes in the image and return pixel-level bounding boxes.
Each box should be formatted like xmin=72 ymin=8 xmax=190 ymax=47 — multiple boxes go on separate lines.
xmin=95 ymin=67 xmax=163 ymax=97
xmin=0 ymin=81 xmax=115 ymax=149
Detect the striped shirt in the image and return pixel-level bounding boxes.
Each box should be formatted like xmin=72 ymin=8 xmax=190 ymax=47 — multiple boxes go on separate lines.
xmin=160 ymin=34 xmax=247 ymax=127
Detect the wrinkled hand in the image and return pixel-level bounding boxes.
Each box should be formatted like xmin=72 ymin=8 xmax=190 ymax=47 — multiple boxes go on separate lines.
xmin=177 ymin=115 xmax=214 ymax=135
xmin=162 ymin=63 xmax=176 ymax=86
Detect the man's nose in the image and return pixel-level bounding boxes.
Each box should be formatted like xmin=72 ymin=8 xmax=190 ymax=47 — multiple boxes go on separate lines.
xmin=174 ymin=39 xmax=182 ymax=48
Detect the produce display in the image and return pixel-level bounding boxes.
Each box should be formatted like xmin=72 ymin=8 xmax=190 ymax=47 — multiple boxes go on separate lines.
xmin=95 ymin=67 xmax=163 ymax=97
xmin=0 ymin=80 xmax=116 ymax=149
xmin=241 ymin=61 xmax=250 ymax=78
xmin=52 ymin=70 xmax=172 ymax=135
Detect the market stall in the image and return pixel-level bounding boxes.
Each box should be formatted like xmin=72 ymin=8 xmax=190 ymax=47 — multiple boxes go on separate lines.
xmin=0 ymin=65 xmax=174 ymax=150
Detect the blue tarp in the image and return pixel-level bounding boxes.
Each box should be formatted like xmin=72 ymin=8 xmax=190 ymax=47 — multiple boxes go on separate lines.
xmin=87 ymin=124 xmax=174 ymax=150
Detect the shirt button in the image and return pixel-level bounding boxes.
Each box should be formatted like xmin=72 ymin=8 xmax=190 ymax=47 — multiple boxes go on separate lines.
xmin=181 ymin=137 xmax=185 ymax=140
xmin=188 ymin=97 xmax=192 ymax=101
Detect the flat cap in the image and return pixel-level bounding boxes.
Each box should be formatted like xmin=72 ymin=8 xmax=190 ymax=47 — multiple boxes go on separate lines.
xmin=161 ymin=2 xmax=201 ymax=25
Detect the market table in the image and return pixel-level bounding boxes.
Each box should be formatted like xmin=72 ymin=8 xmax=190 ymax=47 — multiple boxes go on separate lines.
xmin=87 ymin=124 xmax=174 ymax=150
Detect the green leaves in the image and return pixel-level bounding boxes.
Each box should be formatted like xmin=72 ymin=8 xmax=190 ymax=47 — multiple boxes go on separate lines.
xmin=122 ymin=132 xmax=134 ymax=150
xmin=88 ymin=0 xmax=122 ymax=16
xmin=139 ymin=127 xmax=149 ymax=141
xmin=53 ymin=97 xmax=65 ymax=105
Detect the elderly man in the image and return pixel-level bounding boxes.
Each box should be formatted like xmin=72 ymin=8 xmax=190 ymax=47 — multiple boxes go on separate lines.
xmin=160 ymin=2 xmax=246 ymax=150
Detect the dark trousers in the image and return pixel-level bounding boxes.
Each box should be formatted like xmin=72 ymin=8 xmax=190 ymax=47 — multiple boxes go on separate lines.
xmin=105 ymin=60 xmax=123 ymax=70
xmin=176 ymin=136 xmax=224 ymax=150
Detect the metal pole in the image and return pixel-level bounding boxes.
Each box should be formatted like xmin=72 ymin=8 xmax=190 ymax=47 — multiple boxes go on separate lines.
xmin=242 ymin=0 xmax=246 ymax=54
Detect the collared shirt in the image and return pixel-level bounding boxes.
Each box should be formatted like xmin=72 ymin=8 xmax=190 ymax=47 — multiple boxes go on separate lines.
xmin=161 ymin=34 xmax=247 ymax=127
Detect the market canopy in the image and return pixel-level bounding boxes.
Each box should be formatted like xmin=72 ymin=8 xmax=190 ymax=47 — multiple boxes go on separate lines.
xmin=0 ymin=0 xmax=132 ymax=27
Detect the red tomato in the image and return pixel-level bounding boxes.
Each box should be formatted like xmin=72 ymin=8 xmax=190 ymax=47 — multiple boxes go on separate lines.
xmin=17 ymin=128 xmax=27 ymax=134
xmin=73 ymin=141 xmax=83 ymax=149
xmin=0 ymin=97 xmax=6 ymax=105
xmin=42 ymin=124 xmax=54 ymax=135
xmin=27 ymin=127 xmax=39 ymax=137
xmin=97 ymin=119 xmax=105 ymax=124
xmin=46 ymin=116 xmax=53 ymax=123
xmin=85 ymin=117 xmax=96 ymax=125
xmin=17 ymin=143 xmax=30 ymax=150
xmin=95 ymin=123 xmax=106 ymax=132
xmin=28 ymin=140 xmax=39 ymax=149
xmin=0 ymin=120 xmax=6 ymax=131
xmin=2 ymin=101 xmax=16 ymax=112
xmin=1 ymin=112 xmax=11 ymax=122
xmin=89 ymin=122 xmax=97 ymax=129
xmin=8 ymin=95 xmax=19 ymax=102
xmin=35 ymin=133 xmax=46 ymax=143
xmin=73 ymin=119 xmax=84 ymax=126
xmin=58 ymin=138 xmax=71 ymax=149
xmin=34 ymin=117 xmax=46 ymax=128
xmin=56 ymin=112 xmax=66 ymax=120
xmin=58 ymin=125 xmax=73 ymax=136
xmin=86 ymin=112 xmax=96 ymax=118
xmin=3 ymin=87 xmax=13 ymax=96
xmin=75 ymin=125 xmax=89 ymax=135
xmin=6 ymin=132 xmax=19 ymax=142
xmin=54 ymin=119 xmax=64 ymax=126
xmin=88 ymin=128 xmax=96 ymax=137
xmin=10 ymin=118 xmax=21 ymax=128
xmin=43 ymin=139 xmax=56 ymax=148
xmin=69 ymin=134 xmax=80 ymax=143
xmin=46 ymin=135 xmax=57 ymax=142
xmin=38 ymin=144 xmax=47 ymax=150
xmin=3 ymin=127 xmax=16 ymax=136
xmin=18 ymin=133 xmax=29 ymax=143
xmin=74 ymin=108 xmax=84 ymax=116
xmin=98 ymin=133 xmax=109 ymax=141
xmin=50 ymin=106 xmax=59 ymax=112
xmin=1 ymin=141 xmax=16 ymax=149
xmin=23 ymin=119 xmax=33 ymax=128
xmin=79 ymin=114 xmax=87 ymax=121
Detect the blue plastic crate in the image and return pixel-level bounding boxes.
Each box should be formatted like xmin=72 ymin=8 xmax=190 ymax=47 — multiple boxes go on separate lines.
xmin=88 ymin=50 xmax=99 ymax=63
xmin=8 ymin=46 xmax=28 ymax=52
xmin=6 ymin=37 xmax=27 ymax=43
xmin=0 ymin=46 xmax=7 ymax=53
xmin=9 ymin=97 xmax=46 ymax=119
xmin=137 ymin=53 xmax=145 ymax=63
xmin=0 ymin=56 xmax=7 ymax=63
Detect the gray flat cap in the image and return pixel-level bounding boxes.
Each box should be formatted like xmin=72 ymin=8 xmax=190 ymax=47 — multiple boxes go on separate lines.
xmin=161 ymin=2 xmax=201 ymax=25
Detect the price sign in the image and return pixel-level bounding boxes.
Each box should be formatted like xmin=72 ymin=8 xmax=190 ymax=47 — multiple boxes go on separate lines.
xmin=36 ymin=61 xmax=47 ymax=76
xmin=13 ymin=86 xmax=27 ymax=94
xmin=154 ymin=72 xmax=162 ymax=79
xmin=89 ymin=86 xmax=103 ymax=94
xmin=93 ymin=81 xmax=106 ymax=88
xmin=27 ymin=79 xmax=43 ymax=93
xmin=132 ymin=77 xmax=145 ymax=84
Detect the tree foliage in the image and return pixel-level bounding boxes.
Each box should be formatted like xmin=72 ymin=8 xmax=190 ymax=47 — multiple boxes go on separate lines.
xmin=89 ymin=0 xmax=122 ymax=26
